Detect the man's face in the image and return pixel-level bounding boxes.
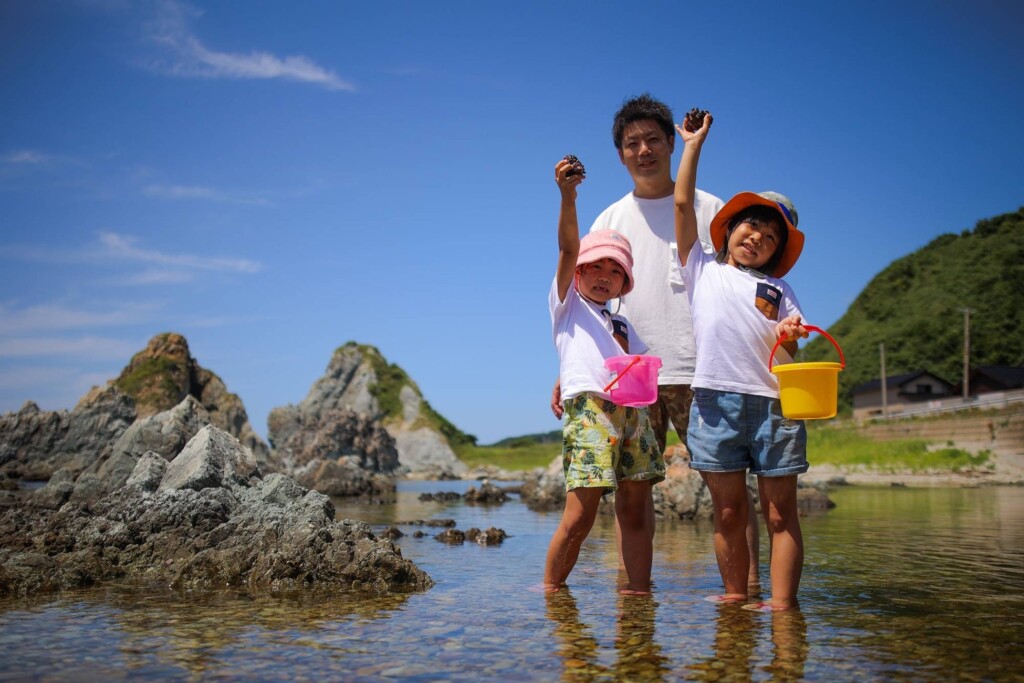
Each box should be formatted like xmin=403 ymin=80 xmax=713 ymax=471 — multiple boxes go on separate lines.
xmin=617 ymin=119 xmax=674 ymax=183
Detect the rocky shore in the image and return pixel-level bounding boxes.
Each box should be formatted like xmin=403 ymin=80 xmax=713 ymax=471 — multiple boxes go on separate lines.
xmin=0 ymin=424 xmax=432 ymax=596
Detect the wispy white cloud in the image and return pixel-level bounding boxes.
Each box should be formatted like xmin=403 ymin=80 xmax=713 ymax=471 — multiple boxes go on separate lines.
xmin=99 ymin=232 xmax=263 ymax=273
xmin=144 ymin=0 xmax=354 ymax=91
xmin=0 ymin=302 xmax=160 ymax=334
xmin=0 ymin=232 xmax=263 ymax=277
xmin=117 ymin=269 xmax=197 ymax=285
xmin=1 ymin=150 xmax=56 ymax=165
xmin=0 ymin=335 xmax=140 ymax=360
xmin=142 ymin=183 xmax=271 ymax=205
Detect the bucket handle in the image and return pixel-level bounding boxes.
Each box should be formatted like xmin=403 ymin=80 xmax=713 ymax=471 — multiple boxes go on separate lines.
xmin=603 ymin=355 xmax=642 ymax=392
xmin=769 ymin=325 xmax=845 ymax=370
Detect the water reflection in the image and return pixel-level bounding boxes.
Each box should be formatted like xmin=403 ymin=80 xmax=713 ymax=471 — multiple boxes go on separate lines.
xmin=544 ymin=588 xmax=670 ymax=682
xmin=0 ymin=484 xmax=1021 ymax=681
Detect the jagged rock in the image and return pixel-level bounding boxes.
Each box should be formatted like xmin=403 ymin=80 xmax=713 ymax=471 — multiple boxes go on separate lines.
xmin=418 ymin=491 xmax=461 ymax=502
xmin=269 ymin=407 xmax=399 ymax=498
xmin=112 ymin=333 xmax=272 ymax=469
xmin=466 ymin=527 xmax=507 ymax=545
xmin=293 ymin=458 xmax=396 ymax=500
xmin=388 ymin=386 xmax=467 ymax=480
xmin=69 ymin=473 xmax=105 ymax=504
xmin=270 ymin=343 xmax=469 ymax=480
xmin=75 ymin=396 xmax=212 ymax=500
xmin=159 ymin=426 xmax=260 ymax=492
xmin=464 ymin=481 xmax=509 ymax=505
xmin=125 ymin=452 xmax=168 ymax=492
xmin=435 ymin=529 xmax=466 ymax=544
xmin=0 ymin=427 xmax=433 ymax=596
xmin=0 ymin=388 xmax=136 ymax=481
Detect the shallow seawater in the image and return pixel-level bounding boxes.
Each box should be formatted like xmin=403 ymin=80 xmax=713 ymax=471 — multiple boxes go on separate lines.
xmin=1 ymin=482 xmax=1023 ymax=681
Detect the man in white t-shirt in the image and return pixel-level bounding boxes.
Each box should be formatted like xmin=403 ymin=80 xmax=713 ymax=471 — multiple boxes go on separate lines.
xmin=551 ymin=93 xmax=760 ymax=590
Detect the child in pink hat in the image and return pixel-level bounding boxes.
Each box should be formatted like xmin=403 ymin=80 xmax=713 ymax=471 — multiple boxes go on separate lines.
xmin=545 ymin=156 xmax=665 ymax=596
xmin=674 ymin=112 xmax=810 ymax=612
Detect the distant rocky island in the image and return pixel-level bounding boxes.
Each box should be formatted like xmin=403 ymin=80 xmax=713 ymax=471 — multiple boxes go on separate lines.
xmin=0 ymin=332 xmax=474 ymax=595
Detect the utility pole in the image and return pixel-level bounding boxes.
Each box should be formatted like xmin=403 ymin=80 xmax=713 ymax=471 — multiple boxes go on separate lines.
xmin=880 ymin=342 xmax=888 ymax=418
xmin=962 ymin=308 xmax=971 ymax=400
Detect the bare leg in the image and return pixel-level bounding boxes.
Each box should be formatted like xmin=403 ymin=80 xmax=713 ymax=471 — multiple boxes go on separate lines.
xmin=703 ymin=471 xmax=751 ymax=601
xmin=757 ymin=475 xmax=803 ymax=609
xmin=544 ymin=487 xmax=604 ymax=592
xmin=615 ymin=480 xmax=654 ymax=594
xmin=615 ymin=487 xmax=656 ymax=571
xmin=746 ymin=487 xmax=761 ymax=592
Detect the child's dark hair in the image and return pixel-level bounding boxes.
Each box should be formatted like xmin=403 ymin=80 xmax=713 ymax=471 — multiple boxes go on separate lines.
xmin=716 ymin=206 xmax=790 ymax=276
xmin=612 ymin=93 xmax=675 ymax=150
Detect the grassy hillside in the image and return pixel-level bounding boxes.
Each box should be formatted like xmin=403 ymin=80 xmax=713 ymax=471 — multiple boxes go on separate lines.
xmin=801 ymin=208 xmax=1024 ymax=412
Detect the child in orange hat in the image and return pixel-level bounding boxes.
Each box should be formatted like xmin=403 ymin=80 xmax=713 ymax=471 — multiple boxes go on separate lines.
xmin=673 ymin=112 xmax=810 ymax=612
xmin=545 ymin=156 xmax=665 ymax=596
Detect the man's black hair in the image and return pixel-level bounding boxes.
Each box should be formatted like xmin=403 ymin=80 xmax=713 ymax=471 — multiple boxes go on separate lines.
xmin=612 ymin=93 xmax=675 ymax=150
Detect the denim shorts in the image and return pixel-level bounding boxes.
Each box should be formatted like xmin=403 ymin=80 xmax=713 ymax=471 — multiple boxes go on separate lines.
xmin=561 ymin=393 xmax=666 ymax=492
xmin=686 ymin=388 xmax=808 ymax=477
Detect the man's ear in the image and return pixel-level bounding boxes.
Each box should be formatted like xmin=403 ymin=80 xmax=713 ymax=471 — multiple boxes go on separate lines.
xmin=617 ymin=147 xmax=626 ymax=165
xmin=667 ymin=134 xmax=675 ymax=154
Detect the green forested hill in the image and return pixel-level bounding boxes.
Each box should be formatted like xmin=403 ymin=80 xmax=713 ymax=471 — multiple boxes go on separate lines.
xmin=801 ymin=207 xmax=1024 ymax=411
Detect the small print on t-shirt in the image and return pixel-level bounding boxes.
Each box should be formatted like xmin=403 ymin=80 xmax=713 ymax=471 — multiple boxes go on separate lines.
xmin=754 ymin=282 xmax=782 ymax=321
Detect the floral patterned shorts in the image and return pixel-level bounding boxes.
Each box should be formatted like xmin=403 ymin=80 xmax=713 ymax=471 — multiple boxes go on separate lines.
xmin=561 ymin=392 xmax=665 ymax=492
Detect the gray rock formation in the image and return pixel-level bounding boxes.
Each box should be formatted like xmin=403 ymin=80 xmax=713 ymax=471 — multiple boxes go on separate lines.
xmin=0 ymin=425 xmax=432 ymax=596
xmin=268 ymin=407 xmax=399 ymax=498
xmin=269 ymin=343 xmax=468 ymax=480
xmin=84 ymin=395 xmax=211 ymax=496
xmin=111 ymin=332 xmax=272 ymax=469
xmin=0 ymin=386 xmax=137 ymax=481
xmin=390 ymin=386 xmax=467 ymax=479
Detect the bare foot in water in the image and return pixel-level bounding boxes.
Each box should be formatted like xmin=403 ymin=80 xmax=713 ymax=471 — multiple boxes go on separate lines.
xmin=742 ymin=600 xmax=798 ymax=612
xmin=619 ymin=588 xmax=652 ymax=596
xmin=704 ymin=593 xmax=747 ymax=604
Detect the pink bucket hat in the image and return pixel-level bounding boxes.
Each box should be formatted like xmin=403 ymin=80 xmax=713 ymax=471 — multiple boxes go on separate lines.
xmin=577 ymin=229 xmax=634 ymax=295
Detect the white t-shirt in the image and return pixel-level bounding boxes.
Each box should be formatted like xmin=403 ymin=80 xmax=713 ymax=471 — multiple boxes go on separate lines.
xmin=550 ymin=277 xmax=648 ymax=401
xmin=590 ymin=189 xmax=723 ymax=385
xmin=682 ymin=242 xmax=804 ymax=398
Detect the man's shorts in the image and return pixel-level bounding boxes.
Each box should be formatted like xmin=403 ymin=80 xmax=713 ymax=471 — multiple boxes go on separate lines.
xmin=646 ymin=384 xmax=695 ymax=453
xmin=561 ymin=392 xmax=665 ymax=492
xmin=686 ymin=388 xmax=808 ymax=477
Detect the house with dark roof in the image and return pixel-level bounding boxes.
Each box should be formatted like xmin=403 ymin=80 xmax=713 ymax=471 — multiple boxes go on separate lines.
xmin=968 ymin=366 xmax=1024 ymax=395
xmin=851 ymin=370 xmax=956 ymax=420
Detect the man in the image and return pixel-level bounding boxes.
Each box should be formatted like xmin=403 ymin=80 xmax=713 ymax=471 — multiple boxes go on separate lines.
xmin=552 ymin=93 xmax=760 ymax=591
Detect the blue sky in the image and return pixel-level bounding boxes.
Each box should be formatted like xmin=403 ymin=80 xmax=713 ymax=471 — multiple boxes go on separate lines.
xmin=2 ymin=0 xmax=1022 ymax=445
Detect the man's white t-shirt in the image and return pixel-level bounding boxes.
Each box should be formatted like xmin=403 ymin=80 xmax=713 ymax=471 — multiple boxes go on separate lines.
xmin=590 ymin=190 xmax=723 ymax=385
xmin=681 ymin=242 xmax=804 ymax=398
xmin=550 ymin=277 xmax=648 ymax=401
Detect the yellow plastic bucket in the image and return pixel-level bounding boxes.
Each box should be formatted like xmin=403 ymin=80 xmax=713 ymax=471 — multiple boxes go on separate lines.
xmin=769 ymin=325 xmax=845 ymax=420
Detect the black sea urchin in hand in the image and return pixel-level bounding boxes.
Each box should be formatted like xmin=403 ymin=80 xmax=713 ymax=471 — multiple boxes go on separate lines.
xmin=684 ymin=108 xmax=709 ymax=132
xmin=563 ymin=154 xmax=585 ymax=178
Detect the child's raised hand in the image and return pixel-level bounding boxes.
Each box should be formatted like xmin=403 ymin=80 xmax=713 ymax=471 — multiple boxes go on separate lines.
xmin=675 ymin=111 xmax=713 ymax=145
xmin=554 ymin=158 xmax=583 ymax=198
xmin=775 ymin=315 xmax=808 ymax=342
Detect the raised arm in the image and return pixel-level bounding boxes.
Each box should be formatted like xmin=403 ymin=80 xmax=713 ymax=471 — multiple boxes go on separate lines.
xmin=674 ymin=112 xmax=713 ymax=267
xmin=555 ymin=158 xmax=585 ymax=302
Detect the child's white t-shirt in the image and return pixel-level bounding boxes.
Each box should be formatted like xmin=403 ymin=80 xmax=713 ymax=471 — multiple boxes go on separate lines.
xmin=681 ymin=242 xmax=803 ymax=398
xmin=549 ymin=277 xmax=648 ymax=401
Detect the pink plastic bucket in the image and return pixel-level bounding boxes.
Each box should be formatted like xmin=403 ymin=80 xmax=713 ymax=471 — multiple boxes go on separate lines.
xmin=603 ymin=355 xmax=662 ymax=407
